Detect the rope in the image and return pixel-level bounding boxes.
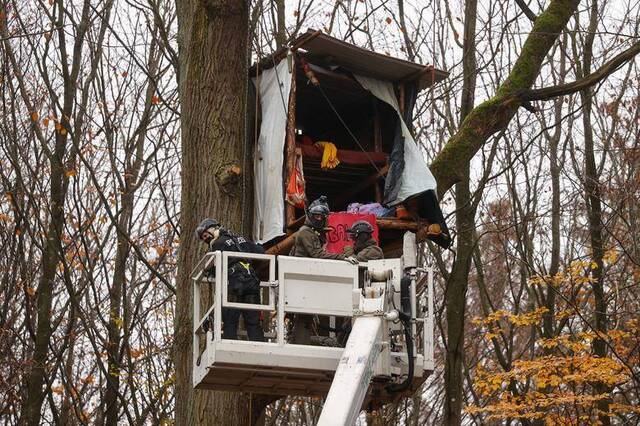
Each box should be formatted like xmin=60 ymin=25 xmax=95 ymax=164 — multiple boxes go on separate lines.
xmin=314 ymin=83 xmax=381 ymax=173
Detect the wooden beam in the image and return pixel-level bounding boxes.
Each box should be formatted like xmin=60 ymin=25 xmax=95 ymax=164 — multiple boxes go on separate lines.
xmin=250 ymin=30 xmax=323 ymax=77
xmin=376 ymin=218 xmax=420 ymax=231
xmin=285 ymin=60 xmax=297 ymax=228
xmin=265 ymin=234 xmax=296 ymax=255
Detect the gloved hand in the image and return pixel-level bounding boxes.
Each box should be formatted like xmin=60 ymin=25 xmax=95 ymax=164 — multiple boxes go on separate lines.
xmin=343 ymin=245 xmax=354 ymax=256
xmin=345 ymin=256 xmax=359 ymax=265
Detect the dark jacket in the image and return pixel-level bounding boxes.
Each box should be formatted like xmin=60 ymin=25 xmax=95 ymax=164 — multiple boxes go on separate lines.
xmin=208 ymin=230 xmax=264 ymax=295
xmin=208 ymin=230 xmax=265 ymax=255
xmin=289 ymin=225 xmax=346 ymax=260
xmin=343 ymin=237 xmax=384 ymax=262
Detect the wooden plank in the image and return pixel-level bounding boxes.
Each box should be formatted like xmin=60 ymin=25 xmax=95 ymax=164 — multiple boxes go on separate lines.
xmin=398 ymin=83 xmax=405 ymax=115
xmin=285 ymin=59 xmax=298 ymax=228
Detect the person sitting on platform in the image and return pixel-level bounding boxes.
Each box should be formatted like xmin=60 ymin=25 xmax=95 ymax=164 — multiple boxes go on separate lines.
xmin=196 ymin=218 xmax=265 ymax=342
xmin=289 ymin=196 xmax=357 ymax=263
xmin=343 ymin=220 xmax=384 ymax=262
xmin=289 ymin=196 xmax=357 ymax=344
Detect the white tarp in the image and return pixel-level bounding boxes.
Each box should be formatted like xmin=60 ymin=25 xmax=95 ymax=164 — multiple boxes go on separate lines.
xmin=354 ymin=75 xmax=438 ymax=205
xmin=252 ymin=60 xmax=292 ymax=243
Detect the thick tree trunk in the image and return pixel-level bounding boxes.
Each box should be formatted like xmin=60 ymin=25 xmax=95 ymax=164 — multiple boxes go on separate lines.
xmin=443 ymin=165 xmax=474 ymax=425
xmin=174 ymin=0 xmax=270 ymax=424
xmin=443 ymin=0 xmax=476 ymax=423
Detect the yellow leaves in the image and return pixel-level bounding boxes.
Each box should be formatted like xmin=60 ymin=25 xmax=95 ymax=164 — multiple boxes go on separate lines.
xmin=151 ymin=95 xmax=160 ymax=105
xmin=537 ymin=337 xmax=558 ymax=349
xmin=30 ymin=111 xmax=39 ymax=122
xmin=0 ymin=213 xmax=10 ymax=222
xmin=472 ymin=347 xmax=631 ymax=421
xmin=83 ymin=374 xmax=95 ymax=384
xmin=26 ymin=287 xmax=36 ymax=297
xmin=508 ymin=307 xmax=549 ymax=327
xmin=51 ymin=385 xmax=63 ymax=395
xmin=65 ymin=169 xmax=77 ymax=177
xmin=42 ymin=117 xmax=50 ymax=126
xmin=484 ymin=330 xmax=500 ymax=340
xmin=475 ymin=308 xmax=548 ymax=330
xmin=113 ymin=316 xmax=123 ymax=329
xmin=130 ymin=348 xmax=144 ymax=358
xmin=602 ymin=248 xmax=619 ymax=265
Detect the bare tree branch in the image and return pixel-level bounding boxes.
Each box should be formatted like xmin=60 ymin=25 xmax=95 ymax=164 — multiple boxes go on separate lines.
xmin=522 ymin=42 xmax=640 ymax=102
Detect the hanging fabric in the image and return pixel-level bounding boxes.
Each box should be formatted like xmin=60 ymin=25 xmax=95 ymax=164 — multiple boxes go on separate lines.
xmin=285 ymin=154 xmax=306 ymax=209
xmin=353 ymin=75 xmax=437 ymax=206
xmin=252 ymin=59 xmax=292 ymax=243
xmin=314 ymin=141 xmax=340 ymax=169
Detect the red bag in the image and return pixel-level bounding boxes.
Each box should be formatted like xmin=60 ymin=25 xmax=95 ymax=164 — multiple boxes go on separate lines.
xmin=285 ymin=155 xmax=306 ymax=209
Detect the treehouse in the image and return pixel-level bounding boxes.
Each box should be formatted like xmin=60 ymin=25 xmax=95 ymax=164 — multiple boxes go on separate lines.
xmin=249 ymin=29 xmax=450 ymax=255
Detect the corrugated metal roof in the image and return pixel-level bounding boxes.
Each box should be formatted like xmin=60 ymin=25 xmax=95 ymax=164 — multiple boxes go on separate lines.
xmin=293 ymin=29 xmax=448 ymax=91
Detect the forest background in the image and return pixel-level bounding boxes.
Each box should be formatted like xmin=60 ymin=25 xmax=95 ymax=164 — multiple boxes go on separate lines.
xmin=1 ymin=0 xmax=639 ymax=424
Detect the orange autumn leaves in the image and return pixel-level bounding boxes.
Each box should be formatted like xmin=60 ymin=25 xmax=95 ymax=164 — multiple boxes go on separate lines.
xmin=467 ymin=251 xmax=639 ymax=423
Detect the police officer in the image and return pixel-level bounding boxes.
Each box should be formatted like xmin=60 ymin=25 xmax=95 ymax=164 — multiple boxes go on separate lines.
xmin=343 ymin=220 xmax=384 ymax=262
xmin=196 ymin=218 xmax=264 ymax=342
xmin=288 ymin=196 xmax=358 ymax=344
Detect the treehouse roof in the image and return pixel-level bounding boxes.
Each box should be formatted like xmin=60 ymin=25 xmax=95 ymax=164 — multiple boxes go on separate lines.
xmin=291 ymin=29 xmax=448 ymax=91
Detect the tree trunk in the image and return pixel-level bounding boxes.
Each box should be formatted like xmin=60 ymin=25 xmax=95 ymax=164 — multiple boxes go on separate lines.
xmin=443 ymin=164 xmax=474 ymax=425
xmin=580 ymin=1 xmax=609 ymax=423
xmin=443 ymin=0 xmax=477 ymax=423
xmin=174 ymin=0 xmax=270 ymax=424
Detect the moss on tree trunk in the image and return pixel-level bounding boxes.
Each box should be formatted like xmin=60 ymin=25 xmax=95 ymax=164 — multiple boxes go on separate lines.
xmin=430 ymin=0 xmax=580 ymax=197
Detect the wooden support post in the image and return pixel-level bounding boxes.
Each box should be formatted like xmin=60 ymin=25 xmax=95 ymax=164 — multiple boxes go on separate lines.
xmin=285 ymin=55 xmax=297 ymax=229
xmin=372 ymin=98 xmax=383 ymax=203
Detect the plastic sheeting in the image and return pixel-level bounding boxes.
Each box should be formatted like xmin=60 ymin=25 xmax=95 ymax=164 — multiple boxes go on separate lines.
xmin=354 ymin=75 xmax=438 ymax=205
xmin=252 ymin=60 xmax=292 ymax=243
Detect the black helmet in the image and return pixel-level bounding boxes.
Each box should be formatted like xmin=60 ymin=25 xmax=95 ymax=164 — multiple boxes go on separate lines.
xmin=306 ymin=196 xmax=330 ymax=230
xmin=347 ymin=220 xmax=373 ymax=239
xmin=195 ymin=218 xmax=220 ymax=239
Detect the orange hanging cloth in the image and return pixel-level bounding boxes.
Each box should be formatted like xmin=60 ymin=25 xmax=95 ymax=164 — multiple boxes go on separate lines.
xmin=285 ymin=155 xmax=306 ymax=209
